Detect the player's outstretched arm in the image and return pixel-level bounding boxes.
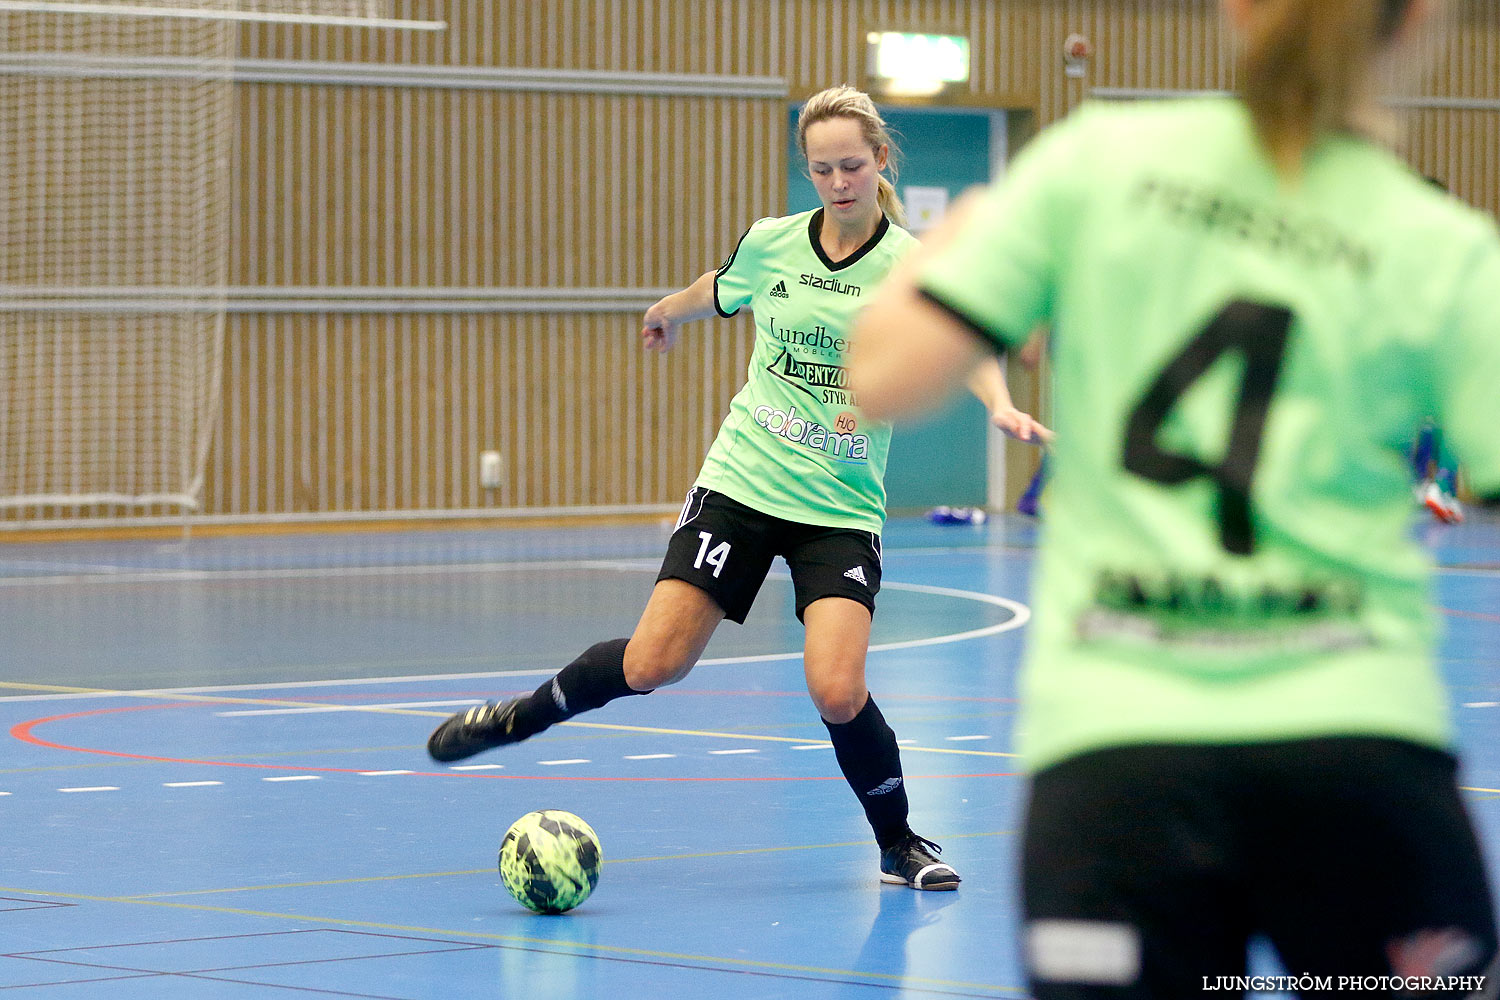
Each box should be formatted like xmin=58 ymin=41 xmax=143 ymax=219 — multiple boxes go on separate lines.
xmin=641 ymin=270 xmax=720 ymax=353
xmin=967 ymin=357 xmax=1053 ymax=445
xmin=850 ymin=190 xmax=995 ymax=419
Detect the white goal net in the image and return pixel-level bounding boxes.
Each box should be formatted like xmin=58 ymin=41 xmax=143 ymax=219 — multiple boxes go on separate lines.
xmin=0 ymin=1 xmax=396 ymax=517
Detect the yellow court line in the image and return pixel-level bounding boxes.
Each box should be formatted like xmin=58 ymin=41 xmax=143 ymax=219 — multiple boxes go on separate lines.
xmin=27 ymin=679 xmax=1500 ymax=776
xmin=126 ymin=869 xmax=494 ymax=898
xmin=559 ymin=720 xmax=1020 ymax=757
xmin=0 ymin=679 xmax=1018 ymax=758
xmin=0 ymin=680 xmax=442 ymax=718
xmin=0 ymin=886 xmax=1026 ymax=995
xmin=125 ymin=831 xmax=1015 ymax=899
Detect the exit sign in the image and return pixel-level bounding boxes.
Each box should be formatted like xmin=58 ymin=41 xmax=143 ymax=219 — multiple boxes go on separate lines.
xmin=868 ymin=32 xmax=970 ymax=96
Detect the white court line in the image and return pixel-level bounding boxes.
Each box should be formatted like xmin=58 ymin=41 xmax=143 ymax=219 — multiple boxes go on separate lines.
xmin=58 ymin=786 xmax=118 ymax=793
xmin=1465 ymin=702 xmax=1499 ymax=708
xmin=262 ymin=775 xmax=320 ymax=782
xmin=0 ymin=574 xmax=1029 ymax=705
xmin=448 ymin=763 xmax=504 ymax=770
xmin=791 ymin=744 xmax=834 ymax=751
xmin=164 ymin=781 xmax=222 ymax=788
xmin=216 ymin=699 xmax=480 ymax=718
xmin=707 ymin=749 xmax=758 ymax=755
xmin=0 ymin=791 xmax=12 ymax=796
xmin=0 ymin=670 xmax=562 ymax=703
xmin=537 ymin=759 xmax=590 ymax=766
xmin=0 ymin=544 xmax=1034 ymax=590
xmin=0 ymin=559 xmax=132 ymax=574
xmin=623 ymin=753 xmax=674 ymax=760
xmin=0 ymin=557 xmax=654 ymax=589
xmin=692 ymin=579 xmax=1029 ymax=665
xmin=358 ymin=770 xmax=414 ymax=776
xmin=945 ymin=735 xmax=992 ymax=742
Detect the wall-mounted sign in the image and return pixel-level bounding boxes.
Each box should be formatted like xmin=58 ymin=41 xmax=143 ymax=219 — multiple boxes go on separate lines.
xmin=867 ymin=32 xmax=970 ymax=98
xmin=904 ymin=186 xmax=950 ymax=234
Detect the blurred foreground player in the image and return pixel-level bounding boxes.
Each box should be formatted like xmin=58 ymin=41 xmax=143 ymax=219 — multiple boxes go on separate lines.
xmin=851 ymin=0 xmax=1500 ymax=993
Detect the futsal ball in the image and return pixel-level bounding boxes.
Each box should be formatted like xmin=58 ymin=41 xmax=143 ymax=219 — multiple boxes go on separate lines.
xmin=498 ymin=809 xmax=602 ymax=914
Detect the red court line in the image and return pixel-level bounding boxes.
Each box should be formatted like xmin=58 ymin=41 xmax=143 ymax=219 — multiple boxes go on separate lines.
xmin=294 ymin=689 xmax=1016 ymax=705
xmin=1440 ymin=607 xmax=1500 ymax=624
xmin=9 ymin=704 xmax=1015 ymax=783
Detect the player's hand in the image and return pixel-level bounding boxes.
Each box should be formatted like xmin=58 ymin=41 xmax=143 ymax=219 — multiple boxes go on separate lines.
xmin=641 ymin=298 xmax=679 ymax=353
xmin=991 ymin=406 xmax=1054 ymax=445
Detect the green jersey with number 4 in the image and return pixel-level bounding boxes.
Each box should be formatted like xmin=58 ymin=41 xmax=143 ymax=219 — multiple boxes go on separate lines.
xmin=918 ymin=98 xmax=1500 ymax=772
xmin=699 ymin=209 xmax=917 ymax=532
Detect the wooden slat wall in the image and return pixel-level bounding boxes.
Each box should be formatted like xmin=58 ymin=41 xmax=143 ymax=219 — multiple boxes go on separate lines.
xmin=215 ymin=78 xmax=780 ymax=518
xmin=1404 ymin=1 xmax=1500 ymax=216
xmin=232 ymin=88 xmax=780 ymax=288
xmin=206 ymin=313 xmax=751 ymax=516
xmin=10 ymin=0 xmax=1495 ymax=525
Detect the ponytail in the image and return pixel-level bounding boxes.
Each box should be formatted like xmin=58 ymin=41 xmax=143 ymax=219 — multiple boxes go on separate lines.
xmin=797 ymin=84 xmax=906 ymax=227
xmin=875 ymin=175 xmax=905 ymax=228
xmin=1239 ymin=0 xmax=1414 ymax=176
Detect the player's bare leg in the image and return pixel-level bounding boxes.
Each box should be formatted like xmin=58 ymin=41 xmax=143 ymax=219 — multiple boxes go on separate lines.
xmin=427 ymin=579 xmax=722 ymax=762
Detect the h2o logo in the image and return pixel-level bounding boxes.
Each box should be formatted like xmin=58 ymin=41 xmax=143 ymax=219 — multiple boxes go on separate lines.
xmin=694 ymin=531 xmax=731 ymax=578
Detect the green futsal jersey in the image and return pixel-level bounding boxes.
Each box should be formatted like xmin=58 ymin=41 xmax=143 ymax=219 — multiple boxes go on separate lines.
xmin=700 ymin=209 xmax=917 ymax=531
xmin=918 ymin=98 xmax=1500 ymax=772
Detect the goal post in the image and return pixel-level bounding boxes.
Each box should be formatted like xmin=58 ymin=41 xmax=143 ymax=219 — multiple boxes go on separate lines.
xmin=0 ymin=0 xmax=441 ymax=519
xmin=1 ymin=4 xmax=236 ymax=513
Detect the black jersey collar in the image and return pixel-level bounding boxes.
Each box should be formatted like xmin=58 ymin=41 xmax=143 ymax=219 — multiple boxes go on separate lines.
xmin=808 ymin=208 xmax=891 ymax=272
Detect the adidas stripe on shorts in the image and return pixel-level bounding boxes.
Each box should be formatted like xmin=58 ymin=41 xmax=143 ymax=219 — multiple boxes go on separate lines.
xmin=657 ymin=487 xmax=882 ymax=624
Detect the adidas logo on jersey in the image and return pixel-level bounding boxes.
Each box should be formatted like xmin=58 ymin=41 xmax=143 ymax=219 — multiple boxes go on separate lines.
xmin=844 ymin=565 xmax=868 ymax=586
xmin=866 ymin=776 xmax=903 ymax=796
xmin=769 ymin=280 xmax=790 ymax=299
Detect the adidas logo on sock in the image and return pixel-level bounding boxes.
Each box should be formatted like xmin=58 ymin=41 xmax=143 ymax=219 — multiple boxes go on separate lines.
xmin=866 ymin=776 xmax=903 ymax=796
xmin=769 ymin=280 xmax=790 ymax=299
xmin=843 ymin=565 xmax=868 ymax=586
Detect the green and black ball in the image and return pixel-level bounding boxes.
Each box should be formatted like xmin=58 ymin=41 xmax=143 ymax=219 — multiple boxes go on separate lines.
xmin=498 ymin=809 xmax=602 ymax=914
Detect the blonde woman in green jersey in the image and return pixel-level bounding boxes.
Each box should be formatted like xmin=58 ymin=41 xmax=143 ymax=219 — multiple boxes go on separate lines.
xmin=853 ymin=0 xmax=1499 ymax=994
xmin=429 ymin=85 xmax=1044 ymax=890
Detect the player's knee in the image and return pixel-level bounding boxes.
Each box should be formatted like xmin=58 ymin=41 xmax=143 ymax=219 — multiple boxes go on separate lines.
xmin=622 ymin=637 xmax=694 ymax=691
xmin=807 ymin=678 xmax=865 ymax=724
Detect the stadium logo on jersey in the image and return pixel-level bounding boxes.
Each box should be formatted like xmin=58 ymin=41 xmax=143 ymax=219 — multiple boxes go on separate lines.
xmin=843 ymin=565 xmax=869 ymax=586
xmin=768 ymin=280 xmax=790 ymax=299
xmin=751 ymin=404 xmax=869 ymax=462
xmin=799 ymin=273 xmax=861 ymax=297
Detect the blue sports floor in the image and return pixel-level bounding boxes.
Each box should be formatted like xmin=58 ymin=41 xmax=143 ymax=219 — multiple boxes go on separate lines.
xmin=2 ymin=512 xmax=1498 ymax=999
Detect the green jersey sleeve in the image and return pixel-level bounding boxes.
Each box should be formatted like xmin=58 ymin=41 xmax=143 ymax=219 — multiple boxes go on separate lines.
xmin=915 ymin=113 xmax=1085 ymax=352
xmin=1435 ymin=228 xmax=1500 ymax=500
xmin=714 ymin=220 xmax=769 ymax=318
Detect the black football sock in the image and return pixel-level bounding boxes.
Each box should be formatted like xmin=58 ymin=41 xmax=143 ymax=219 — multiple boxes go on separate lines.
xmin=510 ymin=638 xmax=646 ymax=738
xmin=823 ymin=694 xmax=911 ymax=851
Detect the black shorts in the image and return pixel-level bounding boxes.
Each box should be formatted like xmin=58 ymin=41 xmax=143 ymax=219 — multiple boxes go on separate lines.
xmin=657 ymin=487 xmax=882 ymax=624
xmin=1021 ymin=737 xmax=1497 ymax=999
